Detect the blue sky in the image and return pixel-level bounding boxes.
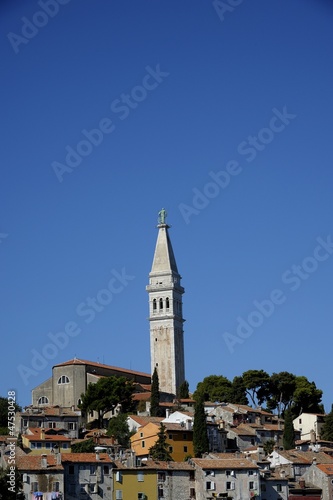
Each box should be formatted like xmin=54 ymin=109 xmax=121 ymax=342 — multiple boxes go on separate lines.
xmin=1 ymin=0 xmax=332 ymax=410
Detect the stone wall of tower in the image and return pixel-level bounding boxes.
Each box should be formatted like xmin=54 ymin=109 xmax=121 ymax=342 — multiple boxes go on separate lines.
xmin=147 ymin=222 xmax=185 ymax=396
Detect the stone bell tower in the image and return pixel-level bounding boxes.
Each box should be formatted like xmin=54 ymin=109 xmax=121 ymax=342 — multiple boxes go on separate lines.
xmin=146 ymin=209 xmax=185 ymax=396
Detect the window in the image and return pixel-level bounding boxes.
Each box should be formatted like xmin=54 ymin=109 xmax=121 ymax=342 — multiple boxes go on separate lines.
xmin=57 ymin=375 xmax=70 ymax=384
xmin=206 ymin=481 xmax=215 ymax=491
xmin=137 ymin=472 xmax=144 ymax=482
xmin=142 ymin=440 xmax=145 ymax=448
xmin=169 ymin=446 xmax=173 ymax=453
xmin=249 ymin=481 xmax=258 ymax=490
xmin=158 ymin=486 xmax=164 ymax=498
xmin=23 ymin=419 xmax=28 ymax=427
xmin=184 ymin=446 xmax=188 ymax=453
xmin=226 ymin=482 xmax=235 ymax=490
xmin=90 ymin=465 xmax=96 ymax=475
xmin=158 ymin=472 xmax=166 ymax=483
xmin=31 ymin=442 xmax=42 ymax=449
xmin=190 ymin=487 xmax=196 ymax=498
xmin=153 ymin=299 xmax=157 ymax=311
xmin=248 ymin=470 xmax=255 ymax=476
xmin=116 ymin=490 xmax=123 ymax=500
xmin=138 ymin=494 xmax=146 ymax=500
xmin=45 ymin=443 xmax=52 ymax=449
xmin=62 ymin=443 xmax=68 ymax=449
xmin=140 ymin=432 xmax=144 ymax=437
xmin=53 ymin=481 xmax=60 ymax=492
xmin=68 ymin=422 xmax=76 ymax=430
xmin=159 ymin=298 xmax=163 ymax=310
xmin=31 ymin=482 xmax=38 ymax=492
xmin=166 ymin=297 xmax=170 ymax=309
xmin=48 ymin=422 xmax=56 ymax=428
xmin=299 ymin=418 xmax=302 ymax=424
xmin=38 ymin=396 xmax=49 ymax=405
xmin=168 ymin=434 xmax=173 ymax=439
xmin=116 ymin=471 xmax=122 ymax=482
xmin=189 ymin=471 xmax=195 ymax=481
xmin=103 ymin=465 xmax=109 ymax=475
xmin=69 ymin=465 xmax=74 ymax=475
xmin=277 ymin=484 xmax=282 ymax=492
xmin=226 ymin=470 xmax=235 ymax=477
xmin=183 ymin=433 xmax=188 ymax=439
xmin=77 ymin=398 xmax=82 ymax=406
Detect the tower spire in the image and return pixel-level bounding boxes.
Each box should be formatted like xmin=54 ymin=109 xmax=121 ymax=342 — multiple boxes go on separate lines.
xmin=147 ymin=210 xmax=185 ymax=396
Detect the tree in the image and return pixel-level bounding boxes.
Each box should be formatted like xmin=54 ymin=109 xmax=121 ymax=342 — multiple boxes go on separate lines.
xmin=321 ymin=404 xmax=333 ymax=441
xmin=150 ymin=368 xmax=161 ymax=417
xmin=0 ymin=396 xmax=21 ymax=434
xmin=79 ymin=376 xmax=135 ymax=427
xmin=193 ymin=396 xmax=209 ymax=457
xmin=263 ymin=439 xmax=276 ymax=455
xmin=228 ymin=376 xmax=248 ymax=405
xmin=177 ymin=380 xmax=190 ymax=399
xmin=107 ymin=413 xmax=132 ymax=447
xmin=290 ymin=376 xmax=323 ymax=417
xmin=149 ymin=423 xmax=172 ymax=461
xmin=242 ymin=370 xmax=271 ymax=407
xmin=266 ymin=372 xmax=296 ymax=416
xmin=194 ymin=375 xmax=232 ymax=402
xmin=0 ymin=466 xmax=22 ymax=499
xmin=71 ymin=438 xmax=95 ymax=453
xmin=283 ymin=409 xmax=295 ymax=450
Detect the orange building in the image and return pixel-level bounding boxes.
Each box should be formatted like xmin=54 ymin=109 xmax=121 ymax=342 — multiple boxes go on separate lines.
xmin=130 ymin=421 xmax=194 ymax=462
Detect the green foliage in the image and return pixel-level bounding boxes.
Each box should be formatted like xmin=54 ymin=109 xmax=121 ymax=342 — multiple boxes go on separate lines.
xmin=0 ymin=466 xmax=23 ymax=498
xmin=177 ymin=380 xmax=190 ymax=399
xmin=242 ymin=370 xmax=271 ymax=407
xmin=290 ymin=376 xmax=323 ymax=418
xmin=107 ymin=413 xmax=132 ymax=447
xmin=79 ymin=376 xmax=135 ymax=427
xmin=283 ymin=409 xmax=295 ymax=450
xmin=150 ymin=368 xmax=162 ymax=417
xmin=149 ymin=423 xmax=173 ymax=461
xmin=228 ymin=376 xmax=248 ymax=405
xmin=321 ymin=404 xmax=333 ymax=441
xmin=0 ymin=396 xmax=22 ymax=434
xmin=193 ymin=396 xmax=209 ymax=457
xmin=266 ymin=372 xmax=296 ymax=415
xmin=263 ymin=439 xmax=276 ymax=455
xmin=71 ymin=438 xmax=95 ymax=453
xmin=194 ymin=375 xmax=232 ymax=402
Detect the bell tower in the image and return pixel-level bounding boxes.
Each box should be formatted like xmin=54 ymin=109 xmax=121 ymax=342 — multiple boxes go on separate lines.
xmin=146 ymin=209 xmax=185 ymax=396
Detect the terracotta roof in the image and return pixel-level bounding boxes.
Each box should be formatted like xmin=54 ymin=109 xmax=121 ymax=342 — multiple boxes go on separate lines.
xmin=163 ymin=423 xmax=193 ymax=432
xmin=16 ymin=455 xmax=64 ymax=471
xmin=62 ymin=453 xmax=112 ymax=463
xmin=21 ymin=406 xmax=79 ymax=417
xmin=192 ymin=458 xmax=258 ymax=469
xmin=128 ymin=415 xmax=164 ymax=426
xmin=24 ymin=428 xmax=71 ymax=442
xmin=133 ymin=392 xmax=151 ymax=401
xmin=316 ymin=464 xmax=333 ymax=474
xmin=53 ymin=358 xmax=151 ymax=378
xmin=113 ymin=459 xmax=193 ymax=470
xmin=276 ymin=450 xmax=333 ymax=464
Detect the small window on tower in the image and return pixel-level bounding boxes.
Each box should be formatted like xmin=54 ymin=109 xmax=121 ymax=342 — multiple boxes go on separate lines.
xmin=166 ymin=297 xmax=170 ymax=309
xmin=159 ymin=298 xmax=163 ymax=310
xmin=153 ymin=299 xmax=157 ymax=311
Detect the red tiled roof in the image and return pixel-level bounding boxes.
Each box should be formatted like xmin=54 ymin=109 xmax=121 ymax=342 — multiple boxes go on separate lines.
xmin=192 ymin=458 xmax=258 ymax=469
xmin=16 ymin=455 xmax=64 ymax=471
xmin=317 ymin=464 xmax=333 ymax=474
xmin=62 ymin=453 xmax=112 ymax=463
xmin=53 ymin=358 xmax=150 ymax=378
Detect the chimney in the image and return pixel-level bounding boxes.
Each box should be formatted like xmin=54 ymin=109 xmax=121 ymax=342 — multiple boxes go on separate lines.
xmin=56 ymin=452 xmax=61 ymax=466
xmin=40 ymin=429 xmax=45 ymax=440
xmin=41 ymin=454 xmax=47 ymax=469
xmin=165 ymin=409 xmax=170 ymax=419
xmin=96 ymin=451 xmax=100 ymax=461
xmin=299 ymin=478 xmax=305 ymax=489
xmin=312 ymin=457 xmax=317 ymax=465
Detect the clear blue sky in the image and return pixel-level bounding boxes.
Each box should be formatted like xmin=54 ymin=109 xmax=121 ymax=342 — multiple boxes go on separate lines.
xmin=1 ymin=0 xmax=332 ymax=410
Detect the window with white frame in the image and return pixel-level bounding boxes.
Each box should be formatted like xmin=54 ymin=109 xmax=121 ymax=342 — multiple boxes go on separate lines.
xmin=38 ymin=396 xmax=49 ymax=404
xmin=57 ymin=375 xmax=70 ymax=384
xmin=137 ymin=472 xmax=144 ymax=482
xmin=206 ymin=481 xmax=215 ymax=491
xmin=226 ymin=481 xmax=235 ymax=490
xmin=116 ymin=490 xmax=123 ymax=499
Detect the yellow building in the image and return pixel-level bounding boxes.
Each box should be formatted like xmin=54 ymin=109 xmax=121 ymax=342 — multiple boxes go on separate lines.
xmin=130 ymin=422 xmax=194 ymax=462
xmin=22 ymin=427 xmax=72 ymax=454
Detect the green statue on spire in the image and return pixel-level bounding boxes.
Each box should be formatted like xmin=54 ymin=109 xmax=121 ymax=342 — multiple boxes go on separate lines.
xmin=158 ymin=208 xmax=167 ymax=224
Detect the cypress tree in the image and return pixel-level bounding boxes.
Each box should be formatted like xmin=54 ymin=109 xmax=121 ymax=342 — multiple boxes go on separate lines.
xmin=283 ymin=408 xmax=295 ymax=450
xmin=321 ymin=404 xmax=333 ymax=441
xmin=149 ymin=423 xmax=172 ymax=461
xmin=150 ymin=368 xmax=161 ymax=417
xmin=177 ymin=380 xmax=190 ymax=399
xmin=193 ymin=395 xmax=209 ymax=457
